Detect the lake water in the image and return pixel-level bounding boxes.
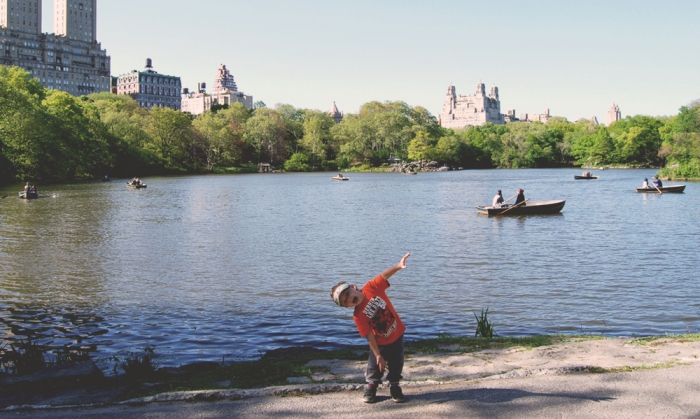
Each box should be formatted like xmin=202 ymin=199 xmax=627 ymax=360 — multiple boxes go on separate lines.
xmin=1 ymin=169 xmax=698 ymax=366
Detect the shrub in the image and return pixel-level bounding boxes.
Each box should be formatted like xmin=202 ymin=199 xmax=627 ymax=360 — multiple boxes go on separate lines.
xmin=284 ymin=153 xmax=311 ymax=172
xmin=113 ymin=345 xmax=160 ymax=380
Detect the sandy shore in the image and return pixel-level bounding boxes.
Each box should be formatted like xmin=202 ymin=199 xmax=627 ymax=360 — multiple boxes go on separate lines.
xmin=292 ymin=335 xmax=700 ymax=386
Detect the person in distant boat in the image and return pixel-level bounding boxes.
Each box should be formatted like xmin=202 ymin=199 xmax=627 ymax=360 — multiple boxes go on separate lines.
xmin=514 ymin=188 xmax=526 ymax=206
xmin=30 ymin=185 xmax=37 ymax=194
xmin=337 ymin=173 xmax=344 ymax=178
xmin=642 ymin=178 xmax=649 ymax=188
xmin=652 ymin=176 xmax=663 ymax=188
xmin=24 ymin=182 xmax=31 ymax=195
xmin=492 ymin=190 xmax=504 ymax=207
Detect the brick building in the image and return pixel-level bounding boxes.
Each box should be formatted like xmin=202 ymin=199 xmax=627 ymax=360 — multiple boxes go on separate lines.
xmin=116 ymin=58 xmax=181 ymax=110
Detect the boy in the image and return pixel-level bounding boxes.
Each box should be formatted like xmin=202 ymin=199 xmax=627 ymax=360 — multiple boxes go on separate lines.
xmin=330 ymin=253 xmax=410 ymax=404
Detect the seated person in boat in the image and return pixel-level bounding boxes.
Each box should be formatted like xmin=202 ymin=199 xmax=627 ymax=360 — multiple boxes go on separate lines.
xmin=514 ymin=188 xmax=526 ymax=206
xmin=30 ymin=185 xmax=37 ymax=194
xmin=642 ymin=178 xmax=649 ymax=188
xmin=24 ymin=182 xmax=31 ymax=195
xmin=337 ymin=173 xmax=344 ymax=178
xmin=652 ymin=176 xmax=663 ymax=188
xmin=492 ymin=190 xmax=504 ymax=207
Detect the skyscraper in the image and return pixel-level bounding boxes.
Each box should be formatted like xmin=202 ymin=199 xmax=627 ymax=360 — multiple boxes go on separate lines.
xmin=54 ymin=0 xmax=96 ymax=43
xmin=0 ymin=0 xmax=110 ymax=96
xmin=0 ymin=0 xmax=42 ymax=35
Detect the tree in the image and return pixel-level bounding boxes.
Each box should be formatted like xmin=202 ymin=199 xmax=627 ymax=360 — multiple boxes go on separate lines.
xmin=193 ymin=111 xmax=240 ymax=170
xmin=0 ymin=66 xmax=48 ymax=181
xmin=244 ymin=108 xmax=287 ymax=164
xmin=300 ymin=111 xmax=335 ymax=167
xmin=146 ymin=107 xmax=193 ymax=170
xmin=88 ymin=93 xmax=156 ymax=176
xmin=284 ymin=152 xmax=311 ymax=172
xmin=38 ymin=91 xmax=110 ymax=178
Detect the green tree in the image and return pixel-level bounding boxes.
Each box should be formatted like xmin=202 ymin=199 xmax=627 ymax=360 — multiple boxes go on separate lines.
xmin=193 ymin=110 xmax=241 ymax=170
xmin=407 ymin=130 xmax=433 ymax=161
xmin=284 ymin=152 xmax=311 ymax=172
xmin=146 ymin=107 xmax=193 ymax=170
xmin=244 ymin=108 xmax=287 ymax=164
xmin=0 ymin=66 xmax=48 ymax=181
xmin=300 ymin=110 xmax=335 ymax=168
xmin=88 ymin=92 xmax=156 ymax=176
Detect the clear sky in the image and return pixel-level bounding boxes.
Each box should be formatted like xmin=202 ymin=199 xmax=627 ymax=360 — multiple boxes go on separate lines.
xmin=42 ymin=0 xmax=700 ymax=121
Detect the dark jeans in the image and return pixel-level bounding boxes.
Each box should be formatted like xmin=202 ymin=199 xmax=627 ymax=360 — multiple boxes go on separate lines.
xmin=366 ymin=334 xmax=404 ymax=386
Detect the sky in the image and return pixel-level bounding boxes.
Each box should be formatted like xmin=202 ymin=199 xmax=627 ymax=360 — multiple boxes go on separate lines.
xmin=41 ymin=0 xmax=700 ymax=122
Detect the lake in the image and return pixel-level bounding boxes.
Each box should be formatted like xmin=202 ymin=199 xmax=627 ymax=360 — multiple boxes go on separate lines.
xmin=1 ymin=169 xmax=698 ymax=366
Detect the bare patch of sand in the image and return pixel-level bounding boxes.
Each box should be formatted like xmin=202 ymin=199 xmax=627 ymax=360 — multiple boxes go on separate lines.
xmin=300 ymin=336 xmax=700 ymax=384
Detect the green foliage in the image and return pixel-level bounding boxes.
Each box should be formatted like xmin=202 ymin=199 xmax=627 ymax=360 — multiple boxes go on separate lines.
xmin=406 ymin=334 xmax=552 ymax=354
xmin=3 ymin=66 xmax=700 ymax=181
xmin=474 ymin=308 xmax=495 ymax=338
xmin=245 ymin=108 xmax=287 ymax=164
xmin=284 ymin=152 xmax=311 ymax=172
xmin=112 ymin=345 xmax=160 ymax=380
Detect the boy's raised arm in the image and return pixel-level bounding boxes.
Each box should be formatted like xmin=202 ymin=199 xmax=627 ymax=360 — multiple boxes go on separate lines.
xmin=380 ymin=253 xmax=410 ymax=281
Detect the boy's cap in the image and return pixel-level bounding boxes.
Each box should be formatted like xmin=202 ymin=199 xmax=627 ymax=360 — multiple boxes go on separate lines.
xmin=332 ymin=284 xmax=351 ymax=306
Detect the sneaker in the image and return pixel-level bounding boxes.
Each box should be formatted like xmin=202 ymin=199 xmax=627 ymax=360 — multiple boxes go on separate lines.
xmin=390 ymin=385 xmax=405 ymax=403
xmin=363 ymin=385 xmax=377 ymax=403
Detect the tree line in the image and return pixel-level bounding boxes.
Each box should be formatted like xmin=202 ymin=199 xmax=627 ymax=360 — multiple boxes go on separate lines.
xmin=2 ymin=65 xmax=699 ymax=185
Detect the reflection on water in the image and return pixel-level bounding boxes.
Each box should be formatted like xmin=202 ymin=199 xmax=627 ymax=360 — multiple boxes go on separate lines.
xmin=1 ymin=170 xmax=699 ymax=366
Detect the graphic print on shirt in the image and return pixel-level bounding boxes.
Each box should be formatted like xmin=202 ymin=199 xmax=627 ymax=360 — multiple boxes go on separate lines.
xmin=363 ymin=296 xmax=397 ymax=338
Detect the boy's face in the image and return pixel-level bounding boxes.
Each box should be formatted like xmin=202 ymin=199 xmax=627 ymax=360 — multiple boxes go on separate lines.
xmin=339 ymin=285 xmax=364 ymax=308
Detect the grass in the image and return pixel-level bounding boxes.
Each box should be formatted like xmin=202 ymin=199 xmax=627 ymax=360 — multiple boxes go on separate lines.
xmin=588 ymin=360 xmax=688 ymax=374
xmin=405 ymin=334 xmax=554 ymax=355
xmin=474 ymin=308 xmax=495 ymax=338
xmin=628 ymin=333 xmax=700 ymax=345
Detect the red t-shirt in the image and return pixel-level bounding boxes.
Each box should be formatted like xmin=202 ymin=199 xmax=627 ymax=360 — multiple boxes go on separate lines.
xmin=353 ymin=275 xmax=406 ymax=346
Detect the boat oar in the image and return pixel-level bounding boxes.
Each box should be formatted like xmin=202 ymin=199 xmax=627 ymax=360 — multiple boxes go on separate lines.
xmin=502 ymin=194 xmax=517 ymax=205
xmin=1 ymin=195 xmax=8 ymax=199
xmin=652 ymin=183 xmax=663 ymax=195
xmin=497 ymin=198 xmax=530 ymax=216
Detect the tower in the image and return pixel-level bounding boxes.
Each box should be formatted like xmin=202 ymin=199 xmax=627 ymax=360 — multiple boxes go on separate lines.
xmin=0 ymin=0 xmax=43 ymax=35
xmin=606 ymin=103 xmax=621 ymax=125
xmin=212 ymin=64 xmax=238 ymax=94
xmin=329 ymin=102 xmax=343 ymax=124
xmin=54 ymin=0 xmax=97 ymax=43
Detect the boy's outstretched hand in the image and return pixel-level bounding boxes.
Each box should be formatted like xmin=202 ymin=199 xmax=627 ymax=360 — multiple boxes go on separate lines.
xmin=381 ymin=253 xmax=411 ymax=281
xmin=398 ymin=253 xmax=410 ymax=269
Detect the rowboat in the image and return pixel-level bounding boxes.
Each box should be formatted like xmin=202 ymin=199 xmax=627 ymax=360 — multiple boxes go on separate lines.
xmin=126 ymin=182 xmax=147 ymax=189
xmin=574 ymin=175 xmax=599 ymax=180
xmin=18 ymin=191 xmax=39 ymax=199
xmin=635 ymin=185 xmax=685 ymax=193
xmin=331 ymin=176 xmax=349 ymax=181
xmin=477 ymin=200 xmax=566 ymax=216
xmin=404 ymin=171 xmax=417 ymax=175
